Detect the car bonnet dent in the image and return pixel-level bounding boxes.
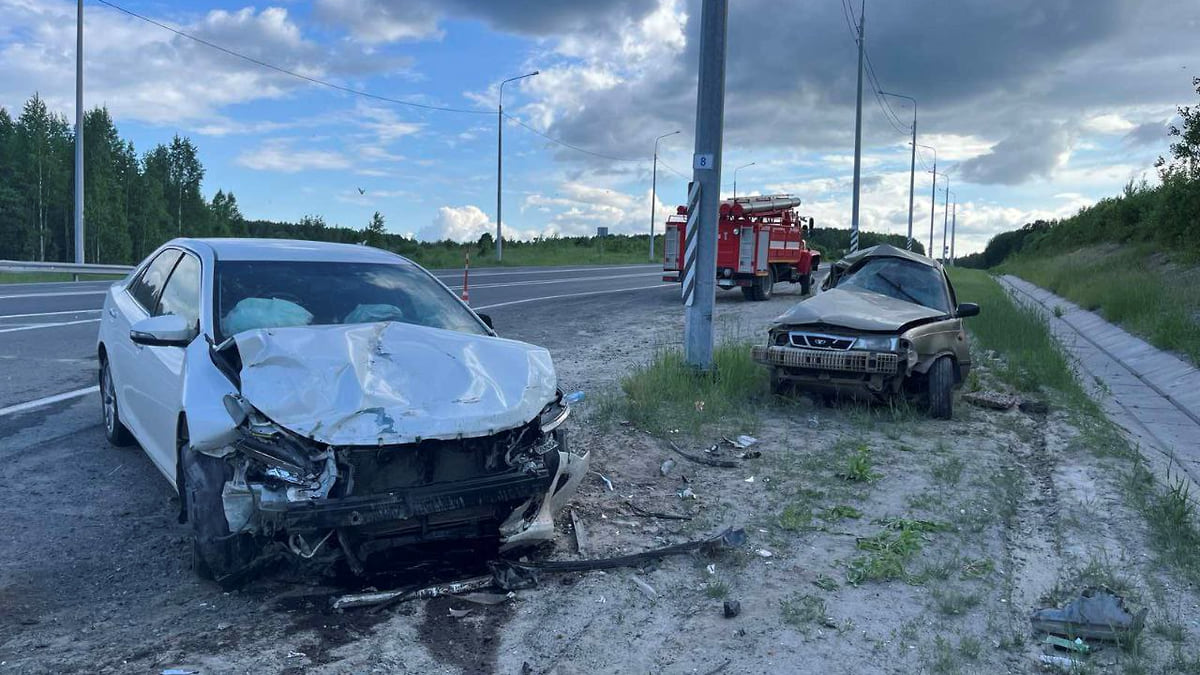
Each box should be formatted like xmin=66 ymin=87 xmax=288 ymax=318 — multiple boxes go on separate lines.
xmin=773 ymin=287 xmax=946 ymax=332
xmin=232 ymin=321 xmax=558 ymax=446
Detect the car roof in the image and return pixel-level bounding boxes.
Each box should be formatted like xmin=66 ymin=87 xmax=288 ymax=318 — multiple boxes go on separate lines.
xmin=172 ymin=238 xmax=408 ymax=264
xmin=838 ymin=243 xmax=942 ymax=270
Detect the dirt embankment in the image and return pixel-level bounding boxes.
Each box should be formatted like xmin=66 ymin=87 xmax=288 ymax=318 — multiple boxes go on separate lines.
xmin=3 ymin=285 xmax=1198 ymax=673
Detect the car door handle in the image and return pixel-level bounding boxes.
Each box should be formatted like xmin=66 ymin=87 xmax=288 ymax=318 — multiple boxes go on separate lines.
xmin=108 ymin=308 xmax=117 ymax=318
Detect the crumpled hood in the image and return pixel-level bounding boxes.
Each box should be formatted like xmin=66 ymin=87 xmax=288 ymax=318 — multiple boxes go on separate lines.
xmin=232 ymin=322 xmax=557 ymax=446
xmin=773 ymin=287 xmax=947 ymax=332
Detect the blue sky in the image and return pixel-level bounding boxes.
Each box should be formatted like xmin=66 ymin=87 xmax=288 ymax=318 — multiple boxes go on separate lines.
xmin=2 ymin=0 xmax=1197 ymax=254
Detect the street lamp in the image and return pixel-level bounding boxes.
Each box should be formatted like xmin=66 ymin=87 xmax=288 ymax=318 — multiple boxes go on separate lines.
xmin=879 ymin=91 xmax=916 ymax=250
xmin=496 ymin=70 xmax=539 ymax=262
xmin=733 ymin=162 xmax=756 ymax=201
xmin=649 ymin=130 xmax=681 ymax=261
xmin=917 ymin=143 xmax=937 ymax=257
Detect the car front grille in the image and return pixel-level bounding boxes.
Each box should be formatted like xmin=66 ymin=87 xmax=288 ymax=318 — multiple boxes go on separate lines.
xmin=752 ymin=345 xmax=899 ymax=375
xmin=788 ymin=332 xmax=855 ymax=350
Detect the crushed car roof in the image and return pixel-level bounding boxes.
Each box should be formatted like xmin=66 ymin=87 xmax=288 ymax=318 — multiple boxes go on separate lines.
xmin=837 ymin=243 xmax=941 ymax=270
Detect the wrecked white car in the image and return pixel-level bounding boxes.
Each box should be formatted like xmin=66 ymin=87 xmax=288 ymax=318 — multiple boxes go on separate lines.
xmin=97 ymin=239 xmax=588 ymax=584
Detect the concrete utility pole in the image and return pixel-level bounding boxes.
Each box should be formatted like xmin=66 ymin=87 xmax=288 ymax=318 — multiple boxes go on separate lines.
xmin=950 ymin=199 xmax=957 ymax=265
xmin=649 ymin=130 xmax=680 ymax=261
xmin=849 ymin=0 xmax=865 ymax=253
xmin=881 ymin=91 xmax=916 ymax=250
xmin=917 ymin=144 xmax=937 ymax=257
xmin=941 ymin=178 xmax=950 ymax=263
xmin=74 ymin=0 xmax=84 ymax=265
xmin=683 ymin=0 xmax=728 ymax=370
xmin=496 ymin=71 xmax=539 ymax=262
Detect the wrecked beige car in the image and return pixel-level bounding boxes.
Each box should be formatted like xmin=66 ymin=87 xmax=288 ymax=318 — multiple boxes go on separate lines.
xmin=751 ymin=244 xmax=979 ymax=418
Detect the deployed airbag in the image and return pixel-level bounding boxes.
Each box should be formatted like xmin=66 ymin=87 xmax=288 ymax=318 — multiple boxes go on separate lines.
xmin=223 ymin=297 xmax=313 ymax=336
xmin=232 ymin=322 xmax=557 ymax=446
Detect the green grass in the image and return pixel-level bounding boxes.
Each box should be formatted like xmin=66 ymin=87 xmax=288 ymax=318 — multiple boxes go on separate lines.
xmin=947 ymin=267 xmax=1084 ymax=399
xmin=837 ymin=443 xmax=880 ymax=482
xmin=0 ymin=272 xmax=126 ymax=284
xmin=999 ymin=247 xmax=1200 ymax=367
xmin=846 ymin=523 xmax=926 ymax=584
xmin=613 ymin=340 xmax=768 ymax=437
xmin=779 ymin=593 xmax=828 ymax=629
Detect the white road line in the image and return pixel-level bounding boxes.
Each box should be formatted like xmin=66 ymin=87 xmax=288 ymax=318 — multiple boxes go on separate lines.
xmin=474 ymin=284 xmax=674 ymax=310
xmin=0 ymin=308 xmax=102 ymax=320
xmin=0 ymin=318 xmax=100 ymax=334
xmin=446 ymin=271 xmax=661 ymax=292
xmin=432 ymin=264 xmax=657 ymax=279
xmin=0 ymin=290 xmax=108 ymax=300
xmin=0 ymin=385 xmax=98 ymax=418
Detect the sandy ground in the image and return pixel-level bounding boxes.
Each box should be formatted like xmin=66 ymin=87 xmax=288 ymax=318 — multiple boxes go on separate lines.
xmin=3 ymin=283 xmax=1199 ymax=674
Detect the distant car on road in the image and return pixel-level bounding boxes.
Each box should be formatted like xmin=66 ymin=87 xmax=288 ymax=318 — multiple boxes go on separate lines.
xmin=97 ymin=238 xmax=588 ymax=585
xmin=751 ymin=244 xmax=979 ymax=418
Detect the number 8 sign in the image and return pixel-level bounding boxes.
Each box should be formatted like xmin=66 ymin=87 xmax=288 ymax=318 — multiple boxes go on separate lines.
xmin=693 ymin=153 xmax=714 ymax=170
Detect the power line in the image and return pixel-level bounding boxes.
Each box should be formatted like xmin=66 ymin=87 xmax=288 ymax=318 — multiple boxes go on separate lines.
xmin=501 ymin=112 xmax=645 ymax=163
xmin=840 ymin=0 xmax=911 ymax=136
xmin=96 ymin=0 xmax=491 ymax=115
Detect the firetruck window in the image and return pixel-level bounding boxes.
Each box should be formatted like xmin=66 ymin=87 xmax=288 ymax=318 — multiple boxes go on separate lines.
xmin=838 ymin=258 xmax=950 ymax=313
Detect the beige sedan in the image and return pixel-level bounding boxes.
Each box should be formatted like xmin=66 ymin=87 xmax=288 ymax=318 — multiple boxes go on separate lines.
xmin=752 ymin=245 xmax=979 ymax=418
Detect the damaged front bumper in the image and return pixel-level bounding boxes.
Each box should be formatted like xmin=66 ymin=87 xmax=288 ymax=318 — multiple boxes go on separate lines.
xmin=752 ymin=344 xmax=910 ymax=396
xmin=212 ymin=398 xmax=590 ymax=562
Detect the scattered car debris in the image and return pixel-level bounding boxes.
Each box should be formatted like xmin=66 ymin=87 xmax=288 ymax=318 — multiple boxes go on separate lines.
xmin=1030 ymin=587 xmax=1147 ymax=642
xmin=723 ymin=599 xmax=742 ymax=618
xmin=677 ymin=487 xmax=697 ymax=500
xmin=1037 ymin=654 xmax=1084 ymax=671
xmin=597 ymin=473 xmax=615 ymax=491
xmin=161 ymin=669 xmax=199 ymax=675
xmin=738 ymin=450 xmax=762 ymax=459
xmin=723 ymin=435 xmax=758 ymax=449
xmin=570 ymin=509 xmax=590 ymax=557
xmin=1019 ymin=399 xmax=1051 ymax=415
xmin=660 ymin=458 xmax=676 ymax=476
xmin=332 ymin=575 xmax=493 ymax=611
xmin=744 ymin=476 xmax=755 ymax=483
xmin=963 ymin=390 xmax=1017 ymax=410
xmin=448 ymin=607 xmax=472 ymax=619
xmin=564 ymin=391 xmax=586 ymax=404
xmin=756 ymin=549 xmax=774 ymax=558
xmin=456 ymin=592 xmax=513 ymax=606
xmin=807 ymin=416 xmax=819 ymax=429
xmin=631 ymin=575 xmax=658 ymax=598
xmin=627 ymin=502 xmax=692 ymax=521
xmin=496 ymin=527 xmax=747 ymax=575
xmin=667 ymin=441 xmax=740 ymax=468
xmin=1043 ymin=635 xmax=1090 ymax=654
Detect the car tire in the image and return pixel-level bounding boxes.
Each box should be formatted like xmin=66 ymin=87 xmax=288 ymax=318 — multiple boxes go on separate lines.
xmin=100 ymin=357 xmax=134 ymax=447
xmin=928 ymin=356 xmax=954 ymax=420
xmin=769 ymin=367 xmax=788 ymax=395
xmin=183 ymin=447 xmax=260 ymax=586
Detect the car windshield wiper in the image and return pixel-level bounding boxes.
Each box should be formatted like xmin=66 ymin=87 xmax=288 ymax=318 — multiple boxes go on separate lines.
xmin=876 ymin=273 xmax=922 ymax=305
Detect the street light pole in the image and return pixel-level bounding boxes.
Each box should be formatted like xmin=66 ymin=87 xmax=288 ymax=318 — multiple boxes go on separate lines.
xmin=880 ymin=91 xmax=916 ymax=250
xmin=917 ymin=144 xmax=936 ymax=257
xmin=650 ymin=130 xmax=681 ymax=261
xmin=496 ymin=70 xmax=539 ymax=263
xmin=849 ymin=0 xmax=865 ymax=253
xmin=950 ymin=198 xmax=957 ymax=265
xmin=74 ymin=0 xmax=84 ymax=265
xmin=942 ymin=178 xmax=951 ymax=263
xmin=732 ymin=161 xmax=755 ymax=201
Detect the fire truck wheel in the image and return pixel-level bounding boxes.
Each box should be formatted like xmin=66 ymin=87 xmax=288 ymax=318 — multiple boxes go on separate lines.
xmin=800 ymin=273 xmax=812 ymax=295
xmin=744 ymin=267 xmax=775 ymax=301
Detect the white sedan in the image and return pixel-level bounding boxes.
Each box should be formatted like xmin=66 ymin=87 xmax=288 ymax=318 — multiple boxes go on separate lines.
xmin=97 ymin=238 xmax=588 ymax=585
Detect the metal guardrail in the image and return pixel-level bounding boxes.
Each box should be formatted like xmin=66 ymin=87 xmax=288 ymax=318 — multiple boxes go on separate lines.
xmin=0 ymin=260 xmax=134 ymax=277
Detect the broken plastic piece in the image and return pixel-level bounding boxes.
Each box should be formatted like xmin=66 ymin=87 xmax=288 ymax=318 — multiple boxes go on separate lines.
xmin=564 ymin=391 xmax=586 ymax=404
xmin=668 ymin=441 xmax=739 ymax=468
xmin=631 ymin=575 xmax=657 ymax=598
xmin=1038 ymin=654 xmax=1084 ymax=671
xmin=332 ymin=575 xmax=493 ymax=611
xmin=494 ymin=527 xmax=747 ymax=576
xmin=1030 ymin=587 xmax=1147 ymax=642
xmin=1043 ymin=635 xmax=1090 ymax=654
xmin=598 ymin=473 xmax=615 ymax=491
xmin=727 ymin=435 xmax=757 ymax=449
xmin=448 ymin=607 xmax=472 ymax=619
xmin=678 ymin=487 xmax=697 ymax=500
xmin=660 ymin=458 xmax=676 ymax=476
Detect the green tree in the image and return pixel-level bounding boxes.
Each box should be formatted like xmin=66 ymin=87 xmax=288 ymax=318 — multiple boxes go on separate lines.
xmin=1158 ymin=77 xmax=1200 ymax=179
xmin=167 ymin=135 xmax=207 ymax=236
xmin=16 ymin=94 xmax=72 ymax=261
xmin=364 ymin=211 xmax=387 ymax=248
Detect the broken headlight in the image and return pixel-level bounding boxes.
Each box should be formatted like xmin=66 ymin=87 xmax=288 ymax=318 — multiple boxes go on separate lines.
xmin=852 ymin=335 xmax=899 ymax=352
xmin=539 ymin=398 xmax=570 ymax=433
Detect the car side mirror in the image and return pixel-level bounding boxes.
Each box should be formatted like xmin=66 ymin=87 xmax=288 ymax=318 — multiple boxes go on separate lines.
xmin=130 ymin=314 xmax=196 ymax=347
xmin=476 ymin=312 xmax=494 ymax=330
xmin=956 ymin=302 xmax=980 ymax=318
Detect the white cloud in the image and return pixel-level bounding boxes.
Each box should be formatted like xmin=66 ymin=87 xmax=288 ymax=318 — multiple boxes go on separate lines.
xmin=237 ymin=139 xmax=351 ymax=173
xmin=417 ymin=205 xmax=541 ymax=243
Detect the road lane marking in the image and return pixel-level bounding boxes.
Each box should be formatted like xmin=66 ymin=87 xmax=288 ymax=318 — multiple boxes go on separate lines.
xmin=0 ymin=318 xmax=100 ymax=334
xmin=431 ymin=264 xmax=658 ymax=279
xmin=0 ymin=308 xmax=102 ymax=320
xmin=445 ymin=271 xmax=661 ymax=292
xmin=0 ymin=290 xmax=108 ymax=300
xmin=474 ymin=284 xmax=675 ymax=310
xmin=0 ymin=385 xmax=98 ymax=418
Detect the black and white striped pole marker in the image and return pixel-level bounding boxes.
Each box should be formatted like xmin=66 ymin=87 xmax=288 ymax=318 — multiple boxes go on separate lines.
xmin=680 ymin=180 xmax=702 ymax=306
xmin=849 ymin=227 xmax=859 ymax=254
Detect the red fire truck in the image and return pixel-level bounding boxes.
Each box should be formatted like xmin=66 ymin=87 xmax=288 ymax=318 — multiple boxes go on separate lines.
xmin=662 ymin=195 xmax=820 ymax=301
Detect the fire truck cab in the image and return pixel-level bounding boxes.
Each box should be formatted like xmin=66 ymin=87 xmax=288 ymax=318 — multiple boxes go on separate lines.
xmin=663 ymin=195 xmax=821 ymax=301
